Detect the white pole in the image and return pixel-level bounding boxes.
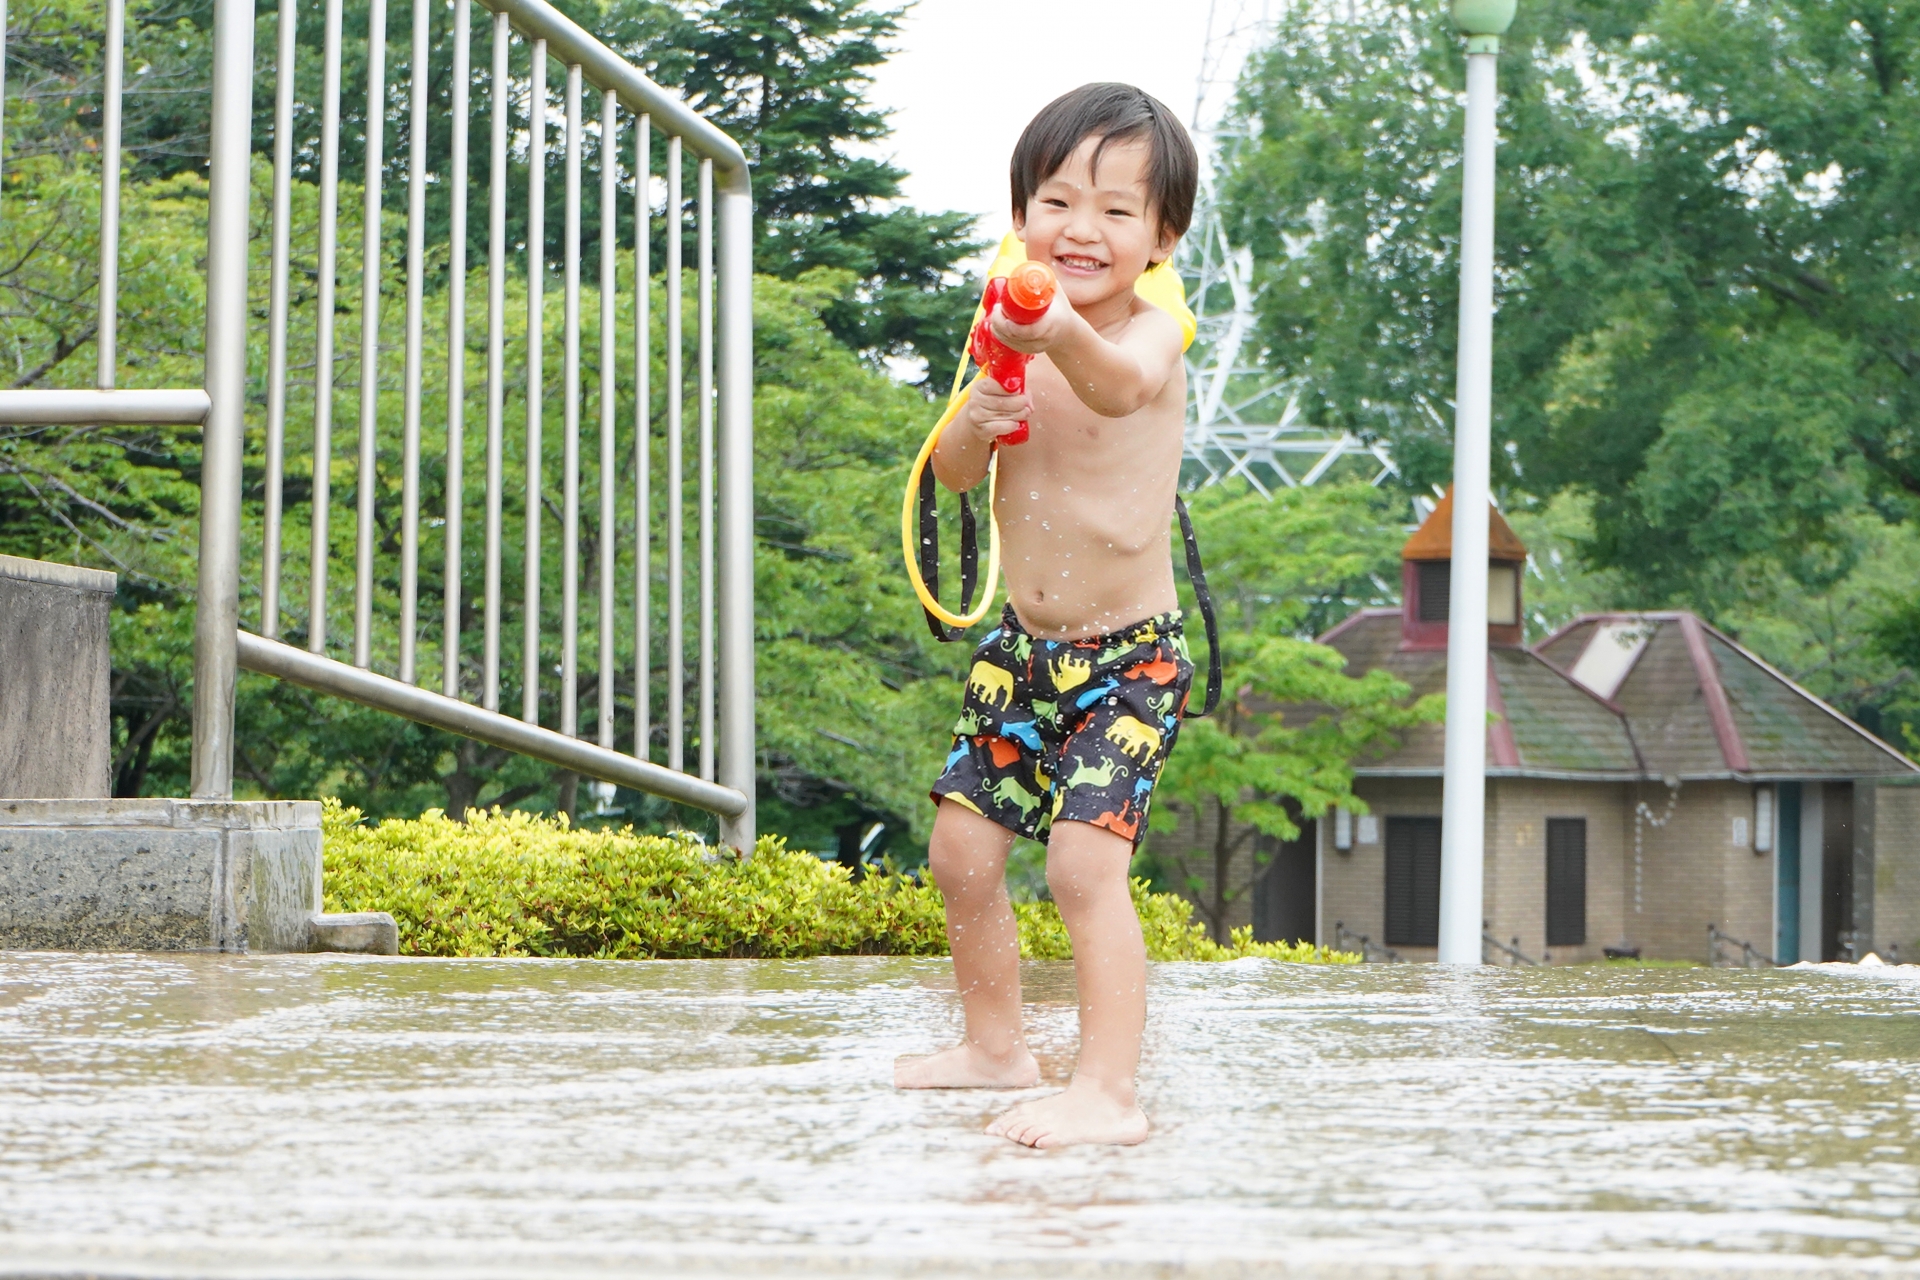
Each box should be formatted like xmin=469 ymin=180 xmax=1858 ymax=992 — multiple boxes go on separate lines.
xmin=1436 ymin=5 xmax=1511 ymax=965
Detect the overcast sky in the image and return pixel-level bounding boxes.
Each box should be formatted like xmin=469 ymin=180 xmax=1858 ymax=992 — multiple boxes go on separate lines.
xmin=862 ymin=0 xmax=1276 ymax=258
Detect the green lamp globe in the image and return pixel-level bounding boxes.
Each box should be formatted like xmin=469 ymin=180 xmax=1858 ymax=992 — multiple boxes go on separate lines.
xmin=1451 ymin=0 xmax=1516 ymax=35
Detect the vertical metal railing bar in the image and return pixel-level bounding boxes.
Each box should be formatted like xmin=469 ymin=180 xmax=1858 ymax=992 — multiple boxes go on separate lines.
xmin=716 ymin=174 xmax=755 ymax=847
xmin=0 ymin=0 xmax=8 ymax=197
xmin=664 ymin=133 xmax=682 ymax=775
xmin=597 ymin=90 xmax=616 ymax=754
xmin=559 ymin=61 xmax=580 ymax=740
xmin=96 ymin=0 xmax=124 ymax=387
xmin=353 ymin=0 xmax=389 ymax=670
xmin=632 ymin=113 xmax=650 ymax=761
xmin=696 ymin=157 xmax=713 ymax=782
xmin=189 ymin=0 xmax=254 ymax=799
xmin=443 ymin=0 xmax=471 ymax=698
xmin=482 ymin=10 xmax=507 ymax=710
xmin=310 ymin=0 xmax=345 ymax=653
xmin=261 ymin=0 xmax=296 ymax=639
xmin=522 ymin=38 xmax=545 ymax=724
xmin=398 ymin=0 xmax=430 ymax=684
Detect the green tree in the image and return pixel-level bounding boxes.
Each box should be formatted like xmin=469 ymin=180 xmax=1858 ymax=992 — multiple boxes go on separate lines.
xmin=0 ymin=0 xmax=989 ymax=835
xmin=1142 ymin=484 xmax=1442 ymax=939
xmin=653 ymin=0 xmax=982 ymax=371
xmin=1219 ymin=0 xmax=1920 ymax=729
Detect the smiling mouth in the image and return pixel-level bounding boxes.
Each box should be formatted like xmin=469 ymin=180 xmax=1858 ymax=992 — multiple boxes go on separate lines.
xmin=1054 ymin=254 xmax=1107 ymax=273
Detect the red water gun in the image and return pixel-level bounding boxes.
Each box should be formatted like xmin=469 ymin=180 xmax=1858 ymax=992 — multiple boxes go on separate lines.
xmin=968 ymin=260 xmax=1057 ymax=445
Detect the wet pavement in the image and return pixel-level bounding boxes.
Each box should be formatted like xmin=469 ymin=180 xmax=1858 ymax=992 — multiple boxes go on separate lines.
xmin=0 ymin=953 xmax=1917 ymax=1278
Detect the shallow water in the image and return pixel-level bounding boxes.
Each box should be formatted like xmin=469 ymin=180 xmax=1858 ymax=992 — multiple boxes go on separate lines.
xmin=0 ymin=954 xmax=1917 ymax=1277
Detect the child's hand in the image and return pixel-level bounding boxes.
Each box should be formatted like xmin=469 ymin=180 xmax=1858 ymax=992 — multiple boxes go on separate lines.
xmin=990 ymin=290 xmax=1074 ymax=355
xmin=961 ymin=375 xmax=1032 ymax=444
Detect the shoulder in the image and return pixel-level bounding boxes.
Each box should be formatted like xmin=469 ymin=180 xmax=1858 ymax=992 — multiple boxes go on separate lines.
xmin=1118 ymin=297 xmax=1184 ymax=360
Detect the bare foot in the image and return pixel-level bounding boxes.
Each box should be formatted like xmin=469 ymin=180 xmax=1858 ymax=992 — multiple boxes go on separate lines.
xmin=895 ymin=1042 xmax=1040 ymax=1089
xmin=985 ymin=1078 xmax=1148 ymax=1148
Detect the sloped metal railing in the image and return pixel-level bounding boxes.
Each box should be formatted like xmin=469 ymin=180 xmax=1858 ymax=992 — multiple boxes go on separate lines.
xmin=1707 ymin=923 xmax=1775 ymax=969
xmin=0 ymin=0 xmax=756 ymax=845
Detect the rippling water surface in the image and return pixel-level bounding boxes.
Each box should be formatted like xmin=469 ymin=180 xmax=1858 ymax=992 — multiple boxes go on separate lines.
xmin=1 ymin=954 xmax=1917 ymax=1276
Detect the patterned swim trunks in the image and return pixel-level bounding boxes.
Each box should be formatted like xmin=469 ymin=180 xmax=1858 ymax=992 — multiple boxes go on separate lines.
xmin=930 ymin=605 xmax=1195 ymax=845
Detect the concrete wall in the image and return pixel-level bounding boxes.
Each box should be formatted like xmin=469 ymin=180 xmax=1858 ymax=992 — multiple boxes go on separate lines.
xmin=1873 ymin=779 xmax=1920 ymax=960
xmin=0 ymin=555 xmax=114 ymax=799
xmin=1162 ymin=773 xmax=1820 ymax=964
xmin=1622 ymin=780 xmax=1769 ymax=963
xmin=1482 ymin=779 xmax=1629 ymax=964
xmin=1324 ymin=778 xmax=1442 ymax=959
xmin=0 ymin=799 xmax=322 ymax=951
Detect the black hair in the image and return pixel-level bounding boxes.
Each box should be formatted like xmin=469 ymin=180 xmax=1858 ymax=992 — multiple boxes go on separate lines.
xmin=1010 ymin=83 xmax=1198 ymax=241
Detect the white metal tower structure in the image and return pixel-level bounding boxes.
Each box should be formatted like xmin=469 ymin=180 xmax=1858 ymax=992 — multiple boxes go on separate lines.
xmin=1179 ymin=0 xmax=1397 ymax=495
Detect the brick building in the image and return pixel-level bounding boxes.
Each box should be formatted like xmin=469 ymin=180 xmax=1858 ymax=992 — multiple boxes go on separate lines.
xmin=1167 ymin=493 xmax=1920 ymax=964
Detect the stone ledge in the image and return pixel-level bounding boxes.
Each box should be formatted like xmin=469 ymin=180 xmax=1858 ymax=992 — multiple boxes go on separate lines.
xmin=0 ymin=799 xmax=325 ymax=952
xmin=0 ymin=798 xmax=321 ymax=829
xmin=0 ymin=551 xmax=115 ymax=592
xmin=311 ymin=911 xmax=400 ymax=955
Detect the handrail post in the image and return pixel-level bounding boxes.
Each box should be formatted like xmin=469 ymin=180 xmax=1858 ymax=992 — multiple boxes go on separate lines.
xmin=716 ymin=172 xmax=755 ymax=851
xmin=190 ymin=0 xmax=256 ymax=798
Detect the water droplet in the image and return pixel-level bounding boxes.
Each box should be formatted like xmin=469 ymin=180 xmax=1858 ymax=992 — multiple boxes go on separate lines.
xmin=1030 ymin=491 xmax=1040 ymax=500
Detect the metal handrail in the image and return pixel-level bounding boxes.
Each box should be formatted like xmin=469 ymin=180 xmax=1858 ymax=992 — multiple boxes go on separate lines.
xmin=1707 ymin=923 xmax=1776 ymax=969
xmin=1482 ymin=930 xmax=1540 ymax=967
xmin=0 ymin=0 xmax=756 ymax=846
xmin=1332 ymin=921 xmax=1404 ymax=963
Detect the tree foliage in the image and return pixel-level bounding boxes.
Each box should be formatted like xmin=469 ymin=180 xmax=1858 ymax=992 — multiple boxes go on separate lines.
xmin=1143 ymin=485 xmax=1443 ymax=939
xmin=1220 ymin=0 xmax=1920 ymax=740
xmin=1222 ymin=0 xmax=1920 ymax=600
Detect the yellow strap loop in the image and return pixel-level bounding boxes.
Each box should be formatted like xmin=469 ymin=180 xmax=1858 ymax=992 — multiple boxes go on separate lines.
xmin=900 ymin=370 xmax=1001 ymax=629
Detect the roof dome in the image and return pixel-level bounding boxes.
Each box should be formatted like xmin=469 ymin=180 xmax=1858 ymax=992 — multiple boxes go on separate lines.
xmin=1401 ymin=486 xmax=1529 ymax=562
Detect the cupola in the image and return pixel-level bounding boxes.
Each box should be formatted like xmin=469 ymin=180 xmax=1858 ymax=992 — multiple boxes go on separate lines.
xmin=1400 ymin=488 xmax=1527 ymax=650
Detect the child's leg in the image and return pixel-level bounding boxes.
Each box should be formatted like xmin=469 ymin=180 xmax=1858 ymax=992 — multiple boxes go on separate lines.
xmin=987 ymin=819 xmax=1149 ymax=1148
xmin=894 ymin=799 xmax=1038 ymax=1089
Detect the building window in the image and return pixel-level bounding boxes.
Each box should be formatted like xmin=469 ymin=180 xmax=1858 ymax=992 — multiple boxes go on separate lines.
xmin=1384 ymin=816 xmax=1442 ymax=947
xmin=1546 ymin=817 xmax=1587 ymax=947
xmin=1487 ymin=562 xmax=1519 ymax=625
xmin=1417 ymin=561 xmax=1450 ymax=623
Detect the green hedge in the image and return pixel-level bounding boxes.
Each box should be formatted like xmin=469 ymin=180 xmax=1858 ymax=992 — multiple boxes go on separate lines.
xmin=320 ymin=802 xmax=1359 ymax=963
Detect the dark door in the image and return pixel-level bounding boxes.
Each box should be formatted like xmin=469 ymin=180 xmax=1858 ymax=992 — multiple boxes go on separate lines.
xmin=1253 ymin=820 xmax=1317 ymax=945
xmin=1822 ymin=782 xmax=1854 ymax=961
xmin=1384 ymin=816 xmax=1442 ymax=947
xmin=1545 ymin=817 xmax=1586 ymax=947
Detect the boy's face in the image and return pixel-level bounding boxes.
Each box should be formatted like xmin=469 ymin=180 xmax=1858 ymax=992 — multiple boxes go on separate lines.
xmin=1014 ymin=135 xmax=1177 ymax=309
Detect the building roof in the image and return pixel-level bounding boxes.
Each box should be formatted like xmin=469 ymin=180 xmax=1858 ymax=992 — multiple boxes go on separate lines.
xmin=1318 ymin=609 xmax=1918 ymax=782
xmin=1400 ymin=487 xmax=1530 ymax=562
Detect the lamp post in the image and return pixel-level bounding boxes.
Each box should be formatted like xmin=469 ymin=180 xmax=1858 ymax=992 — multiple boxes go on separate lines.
xmin=1435 ymin=0 xmax=1514 ymax=964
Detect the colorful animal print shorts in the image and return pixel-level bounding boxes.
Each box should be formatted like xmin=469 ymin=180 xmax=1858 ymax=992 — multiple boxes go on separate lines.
xmin=929 ymin=605 xmax=1195 ymax=845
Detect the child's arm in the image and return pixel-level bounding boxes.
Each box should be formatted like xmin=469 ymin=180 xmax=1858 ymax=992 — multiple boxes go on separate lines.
xmin=932 ymin=375 xmax=1027 ymax=492
xmin=993 ymin=299 xmax=1183 ymax=419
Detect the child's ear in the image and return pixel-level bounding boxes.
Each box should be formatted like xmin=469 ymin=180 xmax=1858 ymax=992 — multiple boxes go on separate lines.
xmin=1149 ymin=224 xmax=1178 ymax=265
xmin=1012 ymin=207 xmax=1027 ymax=237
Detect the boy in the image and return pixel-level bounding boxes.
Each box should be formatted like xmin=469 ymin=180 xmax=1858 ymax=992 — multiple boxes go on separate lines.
xmin=894 ymin=83 xmax=1199 ymax=1149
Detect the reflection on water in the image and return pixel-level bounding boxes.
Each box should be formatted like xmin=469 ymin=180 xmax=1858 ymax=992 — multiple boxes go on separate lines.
xmin=0 ymin=954 xmax=1916 ymax=1272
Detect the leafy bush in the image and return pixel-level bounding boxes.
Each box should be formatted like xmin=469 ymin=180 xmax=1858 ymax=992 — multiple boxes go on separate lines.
xmin=321 ymin=802 xmax=1359 ymax=963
